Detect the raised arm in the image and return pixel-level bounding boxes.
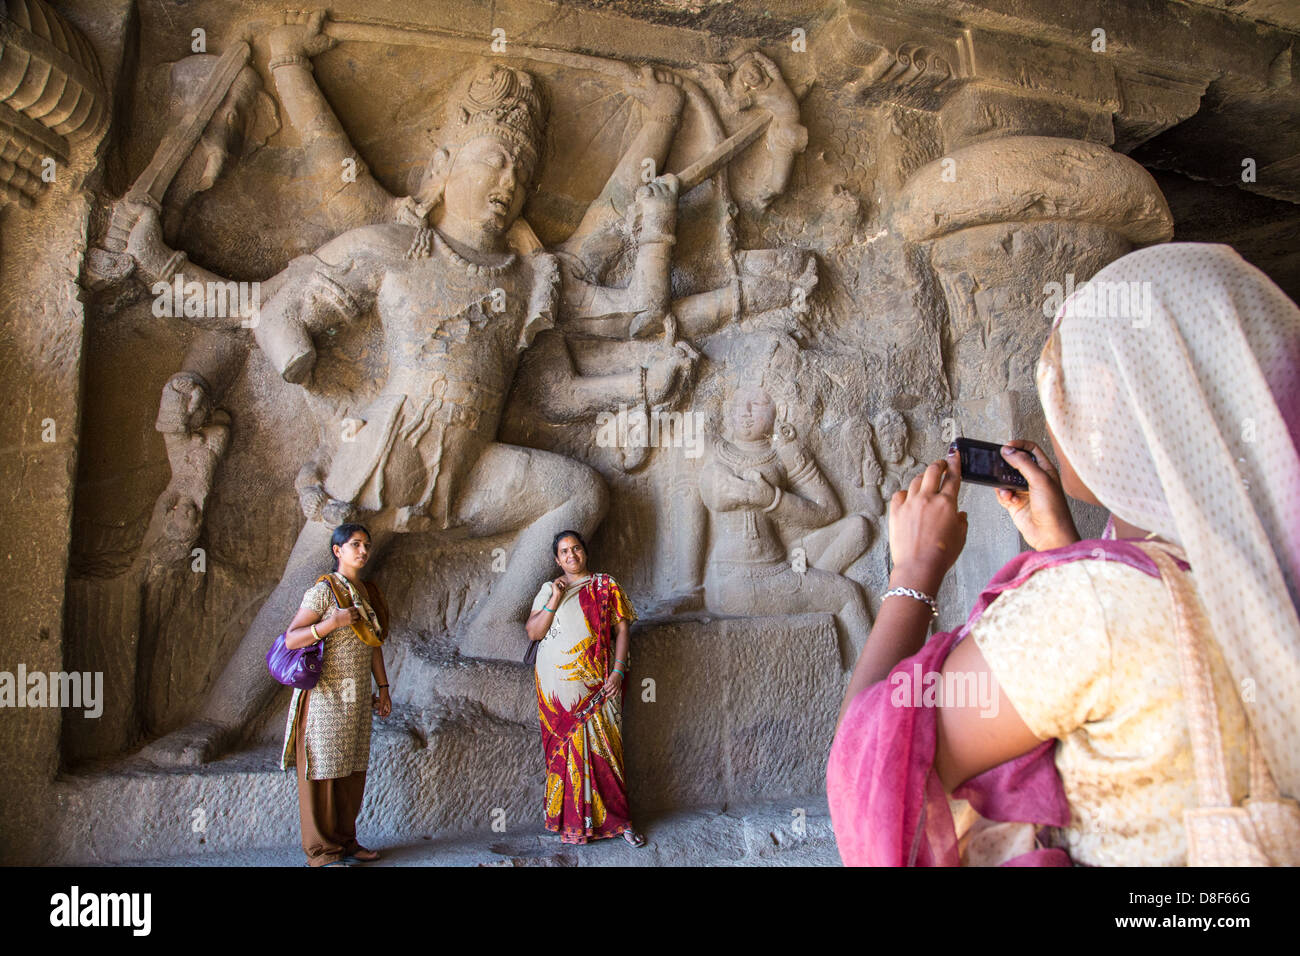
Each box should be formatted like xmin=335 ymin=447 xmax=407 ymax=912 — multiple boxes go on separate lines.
xmin=558 ymin=68 xmax=685 ymax=268
xmin=768 ymin=439 xmax=843 ymax=528
xmin=264 ymin=12 xmax=396 ymax=228
xmin=124 ymin=203 xmax=286 ymax=328
xmin=559 ymin=174 xmax=679 ymax=332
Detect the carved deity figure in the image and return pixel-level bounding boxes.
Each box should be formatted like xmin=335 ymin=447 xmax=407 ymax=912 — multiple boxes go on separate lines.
xmin=866 ymin=407 xmax=919 ymax=501
xmin=700 ymin=385 xmax=871 ymax=662
xmin=134 ymin=50 xmax=700 ymax=764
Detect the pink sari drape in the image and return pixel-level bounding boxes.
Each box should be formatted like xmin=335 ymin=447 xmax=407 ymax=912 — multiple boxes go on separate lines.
xmin=827 ymin=538 xmax=1189 ymax=866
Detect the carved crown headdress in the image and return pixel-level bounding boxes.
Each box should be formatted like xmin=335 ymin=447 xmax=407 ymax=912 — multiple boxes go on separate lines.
xmin=449 ymin=64 xmax=547 ymax=175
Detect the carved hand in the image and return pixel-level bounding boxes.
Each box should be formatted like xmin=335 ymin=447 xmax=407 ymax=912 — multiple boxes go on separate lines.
xmin=863 ymin=447 xmax=884 ymax=488
xmin=773 ymin=434 xmax=809 ymax=472
xmin=297 ymin=482 xmax=326 ymax=521
xmin=716 ymin=468 xmax=775 ymax=509
xmin=122 ymin=202 xmax=170 ymax=279
xmin=644 ymin=341 xmax=695 ymax=405
xmin=266 ymin=10 xmax=337 ymax=60
xmin=740 ymin=469 xmax=778 ymax=508
xmin=198 ymin=411 xmax=232 ymax=459
xmin=629 ymin=173 xmax=679 ymax=241
xmin=320 ymin=496 xmax=357 ymax=528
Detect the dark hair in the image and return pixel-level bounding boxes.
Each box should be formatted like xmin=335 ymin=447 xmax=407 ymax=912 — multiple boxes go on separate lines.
xmin=552 ymin=529 xmax=587 ymax=557
xmin=331 ymin=523 xmax=371 ymax=568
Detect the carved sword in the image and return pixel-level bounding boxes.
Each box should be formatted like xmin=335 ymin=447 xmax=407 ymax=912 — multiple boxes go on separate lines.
xmin=87 ymin=41 xmax=251 ymax=287
xmin=671 ymin=112 xmax=771 ymax=193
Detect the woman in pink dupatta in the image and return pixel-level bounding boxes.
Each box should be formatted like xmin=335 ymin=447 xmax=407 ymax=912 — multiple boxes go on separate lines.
xmin=828 ymin=244 xmax=1300 ymax=866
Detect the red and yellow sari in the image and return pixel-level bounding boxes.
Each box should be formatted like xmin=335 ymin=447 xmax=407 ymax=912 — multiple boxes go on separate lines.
xmin=531 ymin=573 xmax=636 ymax=843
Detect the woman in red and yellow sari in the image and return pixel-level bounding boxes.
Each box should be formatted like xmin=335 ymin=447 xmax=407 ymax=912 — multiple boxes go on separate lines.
xmin=525 ymin=530 xmax=645 ymax=847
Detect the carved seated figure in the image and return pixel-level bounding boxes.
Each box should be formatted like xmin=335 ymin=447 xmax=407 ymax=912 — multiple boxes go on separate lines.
xmin=700 ymin=385 xmax=871 ymax=662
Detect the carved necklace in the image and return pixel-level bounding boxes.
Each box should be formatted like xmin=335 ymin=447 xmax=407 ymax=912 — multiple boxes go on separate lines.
xmin=716 ymin=439 xmax=778 ymax=470
xmin=411 ymin=227 xmax=517 ymax=277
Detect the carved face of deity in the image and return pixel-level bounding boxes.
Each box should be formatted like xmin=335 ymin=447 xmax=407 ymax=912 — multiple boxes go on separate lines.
xmin=728 ymin=387 xmax=777 ymax=443
xmin=875 ymin=412 xmax=908 ymax=464
xmin=436 ymin=134 xmax=531 ymax=248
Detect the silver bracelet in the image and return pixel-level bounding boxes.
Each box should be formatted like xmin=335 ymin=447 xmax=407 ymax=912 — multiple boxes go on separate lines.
xmin=882 ymin=586 xmax=938 ymax=617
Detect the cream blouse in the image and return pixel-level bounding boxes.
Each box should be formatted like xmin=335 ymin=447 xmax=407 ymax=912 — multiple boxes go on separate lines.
xmin=970 ymin=544 xmax=1251 ymax=866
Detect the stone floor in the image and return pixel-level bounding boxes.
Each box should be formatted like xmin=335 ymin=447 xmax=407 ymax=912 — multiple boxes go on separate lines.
xmin=112 ymin=798 xmax=840 ymax=867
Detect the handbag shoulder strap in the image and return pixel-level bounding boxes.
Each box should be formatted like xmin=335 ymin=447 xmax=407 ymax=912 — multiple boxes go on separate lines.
xmin=1138 ymin=542 xmax=1279 ymax=806
xmin=317 ymin=572 xmax=352 ymax=609
xmin=363 ymin=580 xmax=390 ymax=637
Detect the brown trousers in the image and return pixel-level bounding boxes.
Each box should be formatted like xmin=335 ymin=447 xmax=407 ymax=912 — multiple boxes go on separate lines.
xmin=294 ymin=691 xmax=368 ymax=866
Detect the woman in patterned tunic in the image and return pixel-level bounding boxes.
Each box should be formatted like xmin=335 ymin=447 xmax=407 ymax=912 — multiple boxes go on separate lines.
xmin=280 ymin=523 xmax=392 ymax=866
xmin=524 ymin=530 xmax=645 ymax=847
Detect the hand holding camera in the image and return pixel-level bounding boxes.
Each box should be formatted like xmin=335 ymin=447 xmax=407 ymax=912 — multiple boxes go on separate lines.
xmin=950 ymin=437 xmax=1081 ymax=552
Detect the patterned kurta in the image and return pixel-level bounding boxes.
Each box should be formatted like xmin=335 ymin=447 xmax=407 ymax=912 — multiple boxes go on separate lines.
xmin=971 ymin=542 xmax=1250 ymax=866
xmin=532 ymin=573 xmax=636 ymax=843
xmin=280 ymin=574 xmax=381 ymax=780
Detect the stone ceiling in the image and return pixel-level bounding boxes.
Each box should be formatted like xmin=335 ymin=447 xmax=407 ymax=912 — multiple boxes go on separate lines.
xmin=571 ymin=0 xmax=1300 ymax=204
xmin=1181 ymin=0 xmax=1300 ymax=34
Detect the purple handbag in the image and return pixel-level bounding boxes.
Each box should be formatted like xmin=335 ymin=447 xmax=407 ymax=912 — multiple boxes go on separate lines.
xmin=266 ymin=572 xmax=335 ymax=690
xmin=266 ymin=631 xmax=323 ymax=690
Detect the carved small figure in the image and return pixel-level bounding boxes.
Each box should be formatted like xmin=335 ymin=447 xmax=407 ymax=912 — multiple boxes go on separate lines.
xmin=700 ymin=385 xmax=871 ymax=662
xmin=867 ymin=407 xmax=919 ymax=502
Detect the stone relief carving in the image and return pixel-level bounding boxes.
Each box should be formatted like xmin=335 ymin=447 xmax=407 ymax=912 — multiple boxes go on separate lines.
xmin=55 ymin=5 xmax=1178 ymax=775
xmin=700 ymin=383 xmax=871 ymax=663
xmin=69 ymin=10 xmax=823 ymax=765
xmin=0 ymin=0 xmax=108 ymax=208
xmin=867 ymin=407 xmax=919 ymax=503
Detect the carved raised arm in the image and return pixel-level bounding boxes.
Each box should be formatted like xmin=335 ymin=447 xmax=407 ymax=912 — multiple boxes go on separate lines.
xmin=559 ymin=66 xmax=685 ymax=266
xmin=263 ymin=11 xmax=395 ymax=225
xmin=520 ymin=331 xmax=695 ymax=423
xmin=252 ymin=229 xmax=384 ymax=383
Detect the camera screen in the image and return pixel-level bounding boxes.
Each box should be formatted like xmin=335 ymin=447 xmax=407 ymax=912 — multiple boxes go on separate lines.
xmin=965 ymin=445 xmax=1001 ymax=479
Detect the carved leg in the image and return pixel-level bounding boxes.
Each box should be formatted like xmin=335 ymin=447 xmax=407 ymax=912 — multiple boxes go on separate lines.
xmin=801 ymin=514 xmax=872 ymax=575
xmin=452 ymin=443 xmax=608 ymax=661
xmin=778 ymin=567 xmax=873 ymax=668
xmin=141 ymin=517 xmax=394 ymax=765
